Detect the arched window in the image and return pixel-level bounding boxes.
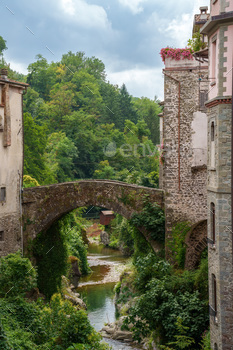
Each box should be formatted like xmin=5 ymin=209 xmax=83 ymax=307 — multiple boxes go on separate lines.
xmin=214 ymin=343 xmax=218 ymax=350
xmin=210 ymin=202 xmax=216 ymax=244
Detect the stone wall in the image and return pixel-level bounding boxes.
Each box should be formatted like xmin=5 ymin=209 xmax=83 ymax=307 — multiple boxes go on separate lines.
xmin=207 ymin=103 xmax=233 ymax=350
xmin=161 ymin=59 xmax=209 ymax=261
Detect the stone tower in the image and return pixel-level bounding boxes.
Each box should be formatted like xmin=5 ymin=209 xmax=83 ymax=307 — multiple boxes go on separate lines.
xmin=201 ymin=1 xmax=233 ymax=349
xmin=0 ymin=69 xmax=28 ymax=257
xmin=160 ymin=8 xmax=210 ymax=268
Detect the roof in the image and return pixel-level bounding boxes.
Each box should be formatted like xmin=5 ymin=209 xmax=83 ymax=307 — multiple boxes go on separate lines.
xmin=0 ymin=77 xmax=29 ymax=88
xmin=0 ymin=69 xmax=29 ymax=88
xmin=100 ymin=210 xmax=114 ymax=216
xmin=201 ymin=11 xmax=233 ymax=35
xmin=194 ymin=13 xmax=210 ymax=24
xmin=193 ymin=48 xmax=209 ymax=62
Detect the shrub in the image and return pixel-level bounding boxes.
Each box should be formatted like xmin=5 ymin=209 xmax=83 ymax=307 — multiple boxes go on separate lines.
xmin=23 ymin=174 xmax=40 ymax=188
xmin=125 ymin=279 xmax=208 ymax=344
xmin=0 ymin=294 xmax=110 ymax=349
xmin=0 ymin=252 xmax=37 ymax=298
xmin=130 ymin=197 xmax=165 ymax=243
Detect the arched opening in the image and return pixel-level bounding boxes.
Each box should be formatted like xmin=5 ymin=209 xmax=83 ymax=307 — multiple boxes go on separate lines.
xmin=185 ymin=220 xmax=207 ymax=270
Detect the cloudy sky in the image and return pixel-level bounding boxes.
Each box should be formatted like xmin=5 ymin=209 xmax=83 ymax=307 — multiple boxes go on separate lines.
xmin=1 ymin=0 xmax=205 ymax=99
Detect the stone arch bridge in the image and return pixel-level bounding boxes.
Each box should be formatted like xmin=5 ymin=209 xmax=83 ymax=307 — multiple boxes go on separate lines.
xmin=22 ymin=180 xmax=164 ymax=250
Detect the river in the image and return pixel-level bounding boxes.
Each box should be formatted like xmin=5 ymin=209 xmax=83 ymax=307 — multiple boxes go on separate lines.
xmin=77 ymin=243 xmax=141 ymax=350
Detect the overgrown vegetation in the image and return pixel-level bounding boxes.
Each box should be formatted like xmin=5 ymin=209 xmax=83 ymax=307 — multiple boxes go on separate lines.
xmin=32 ymin=209 xmax=90 ymax=299
xmin=167 ymin=222 xmax=192 ymax=269
xmin=130 ymin=196 xmax=165 ymax=243
xmin=0 ymin=253 xmax=110 ymax=349
xmin=118 ymin=251 xmax=209 ymax=349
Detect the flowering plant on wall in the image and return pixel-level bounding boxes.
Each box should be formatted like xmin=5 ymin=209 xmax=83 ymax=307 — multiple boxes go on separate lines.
xmin=160 ymin=47 xmax=194 ymax=63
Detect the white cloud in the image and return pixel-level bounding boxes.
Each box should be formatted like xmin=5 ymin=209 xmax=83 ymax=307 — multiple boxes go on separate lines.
xmin=118 ymin=0 xmax=146 ymax=14
xmin=60 ymin=0 xmax=111 ymax=29
xmin=5 ymin=57 xmax=28 ymax=74
xmin=107 ymin=67 xmax=164 ymax=100
xmin=162 ymin=13 xmax=193 ymax=47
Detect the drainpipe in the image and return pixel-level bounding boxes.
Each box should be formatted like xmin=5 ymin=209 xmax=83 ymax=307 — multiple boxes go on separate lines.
xmin=163 ymin=71 xmax=181 ymax=191
xmin=18 ymin=170 xmax=23 ymax=256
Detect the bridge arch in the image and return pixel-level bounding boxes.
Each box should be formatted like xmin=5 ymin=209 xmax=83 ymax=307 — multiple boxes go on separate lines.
xmin=22 ymin=180 xmax=164 ymax=250
xmin=184 ymin=220 xmax=207 ymax=270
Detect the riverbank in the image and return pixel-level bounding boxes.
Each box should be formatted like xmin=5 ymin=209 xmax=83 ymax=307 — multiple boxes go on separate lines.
xmin=77 ymin=242 xmax=142 ymax=350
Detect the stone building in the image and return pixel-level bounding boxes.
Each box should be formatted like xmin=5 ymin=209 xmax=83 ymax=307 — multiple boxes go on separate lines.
xmin=201 ymin=1 xmax=233 ymax=349
xmin=0 ymin=69 xmax=28 ymax=257
xmin=160 ymin=8 xmax=210 ymax=268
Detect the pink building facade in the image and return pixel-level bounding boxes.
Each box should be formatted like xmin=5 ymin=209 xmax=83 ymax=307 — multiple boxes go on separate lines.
xmin=201 ymin=1 xmax=233 ymax=349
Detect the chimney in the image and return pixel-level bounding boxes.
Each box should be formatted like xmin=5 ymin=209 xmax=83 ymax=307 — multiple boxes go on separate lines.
xmin=200 ymin=6 xmax=208 ymax=20
xmin=1 ymin=68 xmax=8 ymax=80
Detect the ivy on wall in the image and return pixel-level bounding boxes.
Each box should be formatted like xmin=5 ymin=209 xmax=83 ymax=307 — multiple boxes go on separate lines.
xmin=130 ymin=196 xmax=165 ymax=243
xmin=168 ymin=221 xmax=192 ymax=269
xmin=32 ymin=220 xmax=69 ymax=299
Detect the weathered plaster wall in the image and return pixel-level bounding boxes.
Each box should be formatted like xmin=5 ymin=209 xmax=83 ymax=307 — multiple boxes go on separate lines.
xmin=0 ymin=81 xmax=25 ymax=257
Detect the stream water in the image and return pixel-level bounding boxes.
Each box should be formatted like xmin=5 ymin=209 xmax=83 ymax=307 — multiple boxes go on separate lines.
xmin=78 ymin=243 xmax=141 ymax=350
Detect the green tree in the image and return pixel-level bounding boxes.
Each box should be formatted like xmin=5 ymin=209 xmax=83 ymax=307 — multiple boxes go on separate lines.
xmin=133 ymin=97 xmax=161 ymax=144
xmin=0 ymin=35 xmax=7 ymax=56
xmin=45 ymin=131 xmax=77 ymax=182
xmin=23 ymin=112 xmax=55 ymax=184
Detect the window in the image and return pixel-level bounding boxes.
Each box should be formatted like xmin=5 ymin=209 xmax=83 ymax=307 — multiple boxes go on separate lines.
xmin=212 ymin=274 xmax=217 ymax=318
xmin=200 ymin=91 xmax=208 ymax=109
xmin=211 ymin=39 xmax=217 ymax=81
xmin=211 ymin=122 xmax=215 ymax=168
xmin=0 ymin=231 xmax=4 ymax=241
xmin=0 ymin=187 xmax=6 ymax=202
xmin=211 ymin=122 xmax=215 ymax=141
xmin=210 ymin=202 xmax=216 ymax=244
xmin=214 ymin=344 xmax=218 ymax=350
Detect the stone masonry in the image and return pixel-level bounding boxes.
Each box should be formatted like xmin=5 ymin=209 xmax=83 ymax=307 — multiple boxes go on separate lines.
xmin=201 ymin=1 xmax=233 ymax=348
xmin=161 ymin=58 xmax=209 ymax=262
xmin=22 ymin=180 xmax=164 ymax=253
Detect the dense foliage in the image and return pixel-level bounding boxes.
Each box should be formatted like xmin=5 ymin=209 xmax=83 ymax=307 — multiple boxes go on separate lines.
xmin=0 ymin=252 xmax=37 ymax=298
xmin=15 ymin=50 xmax=160 ymax=185
xmin=32 ymin=210 xmax=90 ymax=299
xmin=0 ymin=253 xmax=110 ymax=349
xmin=130 ymin=196 xmax=165 ymax=243
xmin=120 ymin=252 xmax=209 ymax=349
